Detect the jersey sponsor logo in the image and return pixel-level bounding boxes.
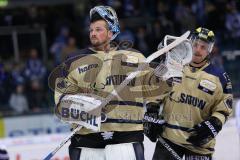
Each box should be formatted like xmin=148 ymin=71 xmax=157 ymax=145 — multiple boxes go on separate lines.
xmin=121 ymin=55 xmax=139 ymax=67
xmin=123 ymin=55 xmax=139 ymax=63
xmin=106 ymin=75 xmax=136 ymax=86
xmin=78 ymin=64 xmax=98 ymax=74
xmin=61 ymin=107 xmax=99 ymax=127
xmin=199 ymin=80 xmax=216 ymax=91
xmin=180 ymin=93 xmax=206 ymax=109
xmin=198 ymin=80 xmax=216 ymax=95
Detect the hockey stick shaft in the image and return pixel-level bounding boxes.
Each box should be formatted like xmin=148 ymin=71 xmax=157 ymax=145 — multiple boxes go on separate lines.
xmin=157 ymin=136 xmax=182 ymax=160
xmin=43 ymin=31 xmax=190 ymax=160
xmin=43 ymin=126 xmax=82 ymax=160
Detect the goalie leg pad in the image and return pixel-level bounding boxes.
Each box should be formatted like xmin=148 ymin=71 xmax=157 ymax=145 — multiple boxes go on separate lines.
xmin=79 ymin=147 xmax=105 ymax=160
xmin=105 ymin=143 xmax=144 ymax=160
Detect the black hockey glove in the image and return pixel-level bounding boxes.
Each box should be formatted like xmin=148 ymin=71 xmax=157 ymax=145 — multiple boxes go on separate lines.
xmin=187 ymin=117 xmax=222 ymax=146
xmin=143 ymin=102 xmax=165 ymax=142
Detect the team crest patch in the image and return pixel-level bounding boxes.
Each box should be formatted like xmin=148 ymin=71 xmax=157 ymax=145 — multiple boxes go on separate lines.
xmin=198 ymin=80 xmax=216 ymax=95
xmin=224 ymin=97 xmax=233 ymax=109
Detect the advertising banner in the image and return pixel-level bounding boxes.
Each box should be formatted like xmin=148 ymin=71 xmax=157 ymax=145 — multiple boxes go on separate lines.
xmin=0 ymin=114 xmax=70 ymax=138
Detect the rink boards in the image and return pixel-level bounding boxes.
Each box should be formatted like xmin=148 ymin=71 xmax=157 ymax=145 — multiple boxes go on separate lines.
xmin=0 ymin=118 xmax=239 ymax=160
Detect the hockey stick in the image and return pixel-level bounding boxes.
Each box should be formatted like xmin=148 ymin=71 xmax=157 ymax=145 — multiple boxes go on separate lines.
xmin=43 ymin=127 xmax=82 ymax=160
xmin=144 ymin=117 xmax=182 ymax=160
xmin=157 ymin=136 xmax=182 ymax=160
xmin=43 ymin=31 xmax=190 ymax=160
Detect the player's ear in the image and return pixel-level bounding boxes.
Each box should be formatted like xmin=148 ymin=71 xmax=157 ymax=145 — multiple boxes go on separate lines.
xmin=108 ymin=31 xmax=113 ymax=39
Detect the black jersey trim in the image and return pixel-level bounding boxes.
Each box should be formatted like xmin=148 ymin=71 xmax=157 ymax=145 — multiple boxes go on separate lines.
xmin=102 ymin=118 xmax=143 ymax=124
xmin=164 ymin=123 xmax=191 ymax=132
xmin=107 ymin=101 xmax=143 ymax=107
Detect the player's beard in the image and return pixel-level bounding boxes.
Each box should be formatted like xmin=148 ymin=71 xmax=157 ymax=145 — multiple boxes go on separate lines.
xmin=91 ymin=38 xmax=110 ymax=52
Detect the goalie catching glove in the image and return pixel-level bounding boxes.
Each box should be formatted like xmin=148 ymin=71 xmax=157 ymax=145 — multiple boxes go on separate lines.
xmin=143 ymin=102 xmax=165 ymax=142
xmin=154 ymin=35 xmax=193 ymax=81
xmin=187 ymin=117 xmax=222 ymax=146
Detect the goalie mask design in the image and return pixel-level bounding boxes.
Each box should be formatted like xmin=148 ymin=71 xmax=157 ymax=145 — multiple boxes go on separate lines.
xmin=190 ymin=27 xmax=215 ymax=53
xmin=90 ymin=6 xmax=120 ymax=40
xmin=155 ymin=35 xmax=193 ymax=80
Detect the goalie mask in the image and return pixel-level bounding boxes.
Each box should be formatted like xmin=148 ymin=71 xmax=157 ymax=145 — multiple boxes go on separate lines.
xmin=154 ymin=35 xmax=193 ymax=81
xmin=190 ymin=27 xmax=215 ymax=53
xmin=90 ymin=6 xmax=120 ymax=40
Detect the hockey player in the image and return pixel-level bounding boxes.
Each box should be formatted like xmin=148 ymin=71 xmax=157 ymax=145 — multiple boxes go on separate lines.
xmin=0 ymin=145 xmax=9 ymax=160
xmin=53 ymin=5 xmax=174 ymax=160
xmin=144 ymin=27 xmax=233 ymax=160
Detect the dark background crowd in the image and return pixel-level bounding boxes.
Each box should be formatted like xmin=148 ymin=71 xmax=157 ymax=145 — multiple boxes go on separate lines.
xmin=0 ymin=0 xmax=240 ymax=117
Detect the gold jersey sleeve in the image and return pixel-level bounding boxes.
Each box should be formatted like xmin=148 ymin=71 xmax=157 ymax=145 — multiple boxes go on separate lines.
xmin=161 ymin=63 xmax=233 ymax=155
xmin=54 ymin=48 xmax=171 ymax=134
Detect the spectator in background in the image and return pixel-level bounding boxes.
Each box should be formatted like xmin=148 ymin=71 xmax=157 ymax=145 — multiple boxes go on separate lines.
xmin=0 ymin=63 xmax=10 ymax=105
xmin=175 ymin=0 xmax=196 ymax=33
xmin=26 ymin=5 xmax=42 ymax=28
xmin=211 ymin=45 xmax=224 ymax=70
xmin=150 ymin=20 xmax=173 ymax=53
xmin=3 ymin=14 xmax=13 ymax=26
xmin=135 ymin=26 xmax=149 ymax=54
xmin=191 ymin=0 xmax=206 ymax=26
xmin=9 ymin=84 xmax=29 ymax=114
xmin=225 ymin=1 xmax=240 ymax=47
xmin=50 ymin=26 xmax=70 ymax=65
xmin=123 ymin=0 xmax=135 ymax=17
xmin=26 ymin=79 xmax=47 ymax=112
xmin=115 ymin=21 xmax=135 ymax=43
xmin=24 ymin=48 xmax=46 ymax=82
xmin=61 ymin=36 xmax=79 ymax=62
xmin=11 ymin=62 xmax=25 ymax=86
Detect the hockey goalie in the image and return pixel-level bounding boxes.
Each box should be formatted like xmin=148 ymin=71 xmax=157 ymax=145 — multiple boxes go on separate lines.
xmin=46 ymin=5 xmax=192 ymax=160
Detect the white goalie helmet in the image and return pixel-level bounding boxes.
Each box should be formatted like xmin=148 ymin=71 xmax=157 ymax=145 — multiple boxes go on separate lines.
xmin=154 ymin=35 xmax=193 ymax=81
xmin=90 ymin=6 xmax=120 ymax=40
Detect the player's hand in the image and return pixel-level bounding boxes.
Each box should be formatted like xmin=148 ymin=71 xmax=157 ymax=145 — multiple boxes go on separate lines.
xmin=187 ymin=117 xmax=222 ymax=146
xmin=143 ymin=102 xmax=165 ymax=142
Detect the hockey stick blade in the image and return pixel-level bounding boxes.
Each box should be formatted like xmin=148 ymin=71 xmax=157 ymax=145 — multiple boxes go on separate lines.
xmin=43 ymin=31 xmax=190 ymax=160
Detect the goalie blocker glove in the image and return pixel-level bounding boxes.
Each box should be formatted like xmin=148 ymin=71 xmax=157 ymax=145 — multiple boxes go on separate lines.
xmin=187 ymin=117 xmax=222 ymax=146
xmin=143 ymin=102 xmax=165 ymax=142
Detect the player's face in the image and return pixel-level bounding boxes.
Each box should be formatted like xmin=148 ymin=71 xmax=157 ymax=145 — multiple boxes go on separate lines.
xmin=191 ymin=39 xmax=210 ymax=64
xmin=89 ymin=20 xmax=112 ymax=48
